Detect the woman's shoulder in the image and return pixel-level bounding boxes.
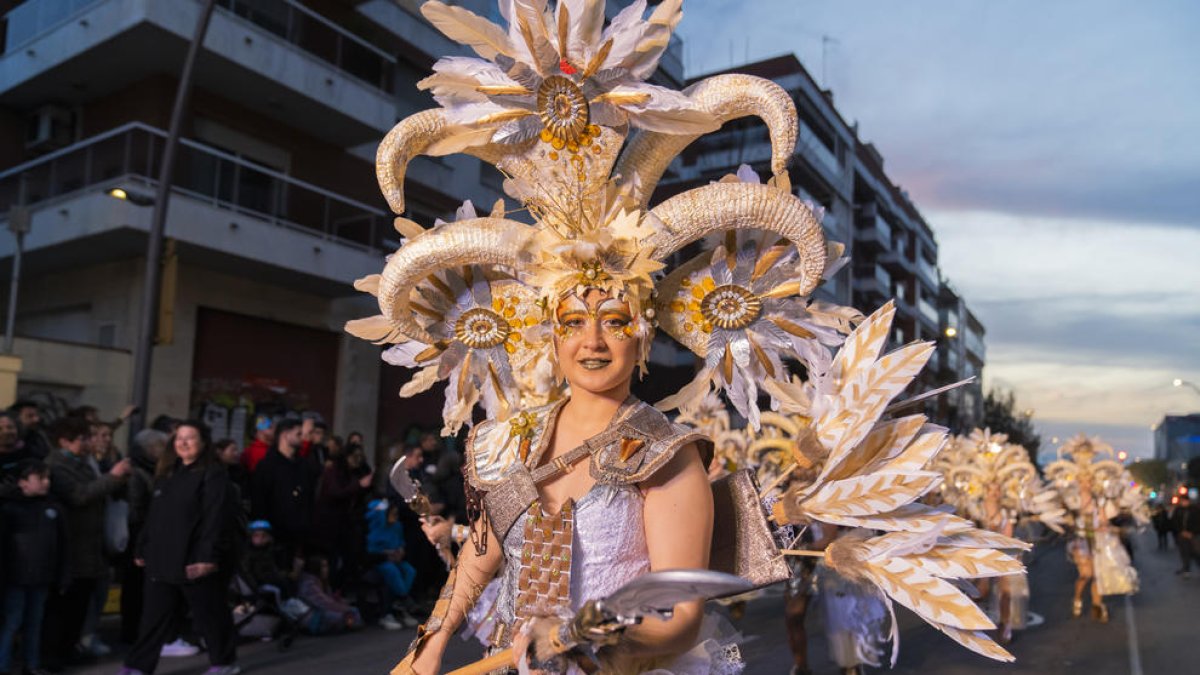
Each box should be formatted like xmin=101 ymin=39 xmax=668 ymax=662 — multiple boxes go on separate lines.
xmin=464 ymin=400 xmax=561 ymax=489
xmin=589 ymin=401 xmax=712 ymax=485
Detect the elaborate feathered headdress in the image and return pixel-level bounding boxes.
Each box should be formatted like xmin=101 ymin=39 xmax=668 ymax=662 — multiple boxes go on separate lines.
xmin=348 ymin=0 xmax=854 ymax=433
xmin=1044 ymin=434 xmax=1148 ymax=526
xmin=935 ymin=429 xmax=1065 ymax=533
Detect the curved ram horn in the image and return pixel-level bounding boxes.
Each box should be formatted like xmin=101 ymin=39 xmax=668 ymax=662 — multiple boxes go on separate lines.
xmin=648 ymin=181 xmax=826 ymax=287
xmin=615 ymin=74 xmax=798 ymax=208
xmin=375 ymin=218 xmax=533 ymax=345
xmin=376 ymin=109 xmax=521 ymax=215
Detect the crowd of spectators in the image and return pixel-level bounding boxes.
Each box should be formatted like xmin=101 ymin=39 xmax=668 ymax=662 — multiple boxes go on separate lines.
xmin=0 ymin=399 xmax=469 ymax=675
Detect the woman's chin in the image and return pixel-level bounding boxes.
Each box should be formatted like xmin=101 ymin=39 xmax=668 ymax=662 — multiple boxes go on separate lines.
xmin=564 ymin=370 xmax=631 ymax=397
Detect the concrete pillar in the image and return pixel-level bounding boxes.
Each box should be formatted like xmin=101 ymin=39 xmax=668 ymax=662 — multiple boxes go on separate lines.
xmin=0 ymin=354 xmax=21 ymax=407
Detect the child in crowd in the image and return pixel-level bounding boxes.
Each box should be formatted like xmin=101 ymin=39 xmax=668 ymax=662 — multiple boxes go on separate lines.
xmin=242 ymin=521 xmax=294 ymax=599
xmin=365 ymin=499 xmax=418 ymax=629
xmin=295 ymin=556 xmax=362 ymax=635
xmin=0 ymin=460 xmax=68 ymax=675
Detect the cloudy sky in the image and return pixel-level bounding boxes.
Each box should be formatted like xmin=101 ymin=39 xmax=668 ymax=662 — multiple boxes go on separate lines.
xmin=679 ymin=0 xmax=1200 ymax=460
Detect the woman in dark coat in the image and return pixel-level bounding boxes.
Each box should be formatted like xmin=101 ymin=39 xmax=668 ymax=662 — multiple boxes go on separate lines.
xmin=311 ymin=443 xmax=373 ymax=590
xmin=119 ymin=421 xmax=240 ymax=675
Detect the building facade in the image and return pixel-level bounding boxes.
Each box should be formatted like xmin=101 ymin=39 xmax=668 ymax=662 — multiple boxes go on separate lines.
xmin=657 ymin=54 xmax=986 ymax=430
xmin=0 ymin=0 xmax=530 ymax=462
xmin=1155 ymin=414 xmax=1200 ymax=476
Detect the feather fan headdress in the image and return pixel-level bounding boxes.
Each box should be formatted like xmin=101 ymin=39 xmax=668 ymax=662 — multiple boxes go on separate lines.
xmin=1044 ymin=434 xmax=1149 ymax=526
xmin=935 ymin=429 xmax=1066 ymax=533
xmin=348 ymin=0 xmax=853 ymax=433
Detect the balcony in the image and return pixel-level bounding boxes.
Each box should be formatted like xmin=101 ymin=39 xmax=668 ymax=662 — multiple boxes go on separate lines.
xmin=853 ymin=264 xmax=891 ymax=298
xmin=797 ymin=121 xmax=840 ymax=180
xmin=917 ymin=295 xmax=939 ymax=330
xmin=916 ymin=253 xmax=939 ymax=291
xmin=878 ymin=244 xmax=914 ymax=275
xmin=964 ymin=330 xmax=986 ymax=362
xmin=215 ymin=0 xmax=397 ymax=93
xmin=0 ymin=123 xmax=389 ymax=289
xmin=1 ymin=0 xmax=395 ymax=144
xmin=856 ymin=213 xmax=891 ymax=251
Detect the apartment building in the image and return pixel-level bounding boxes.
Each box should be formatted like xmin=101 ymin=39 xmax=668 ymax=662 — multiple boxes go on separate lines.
xmin=0 ymin=0 xmax=530 ymax=458
xmin=659 ymin=54 xmax=987 ymax=429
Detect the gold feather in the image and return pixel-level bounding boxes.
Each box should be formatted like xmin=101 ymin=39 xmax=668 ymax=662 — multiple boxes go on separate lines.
xmin=721 ymin=343 xmax=734 ymax=383
xmin=590 ymin=91 xmax=651 ymax=106
xmin=393 ymin=217 xmax=424 ymax=239
xmin=399 ymin=365 xmax=441 ymax=398
xmin=935 ymin=625 xmax=1015 ymax=663
xmin=770 ymin=317 xmax=815 ymax=339
xmin=747 ymin=333 xmax=775 ymax=378
xmin=582 ymin=38 xmax=613 ymax=80
xmin=345 ymin=315 xmax=400 ymax=344
xmin=353 ymin=274 xmax=381 ymax=297
xmin=751 ymin=241 xmax=789 ymax=281
xmin=420 ymin=1 xmax=513 ymax=60
xmin=557 ymin=2 xmax=570 ymax=62
xmin=475 ymin=85 xmax=533 ymax=96
xmin=475 ymin=109 xmax=536 ymax=125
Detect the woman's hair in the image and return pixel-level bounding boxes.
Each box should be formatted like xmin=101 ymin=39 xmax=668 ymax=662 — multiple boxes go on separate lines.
xmin=155 ymin=419 xmax=214 ymax=478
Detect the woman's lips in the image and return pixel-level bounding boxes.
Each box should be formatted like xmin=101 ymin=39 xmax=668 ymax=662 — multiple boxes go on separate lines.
xmin=578 ymin=358 xmax=612 ymax=370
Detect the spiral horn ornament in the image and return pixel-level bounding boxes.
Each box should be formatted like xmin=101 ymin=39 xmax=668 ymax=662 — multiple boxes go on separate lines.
xmin=375 ymin=218 xmax=533 ymax=346
xmin=376 ymin=109 xmax=525 ymax=215
xmin=615 ymin=74 xmax=798 ymax=208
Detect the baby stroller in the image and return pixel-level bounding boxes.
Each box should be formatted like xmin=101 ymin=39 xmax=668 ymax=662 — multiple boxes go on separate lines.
xmin=229 ymin=571 xmax=302 ymax=650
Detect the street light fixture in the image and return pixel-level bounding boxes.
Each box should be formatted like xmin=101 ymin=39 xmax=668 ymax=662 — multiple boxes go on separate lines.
xmin=944 ymin=326 xmax=958 ymax=338
xmin=1174 ymin=378 xmax=1200 ymax=396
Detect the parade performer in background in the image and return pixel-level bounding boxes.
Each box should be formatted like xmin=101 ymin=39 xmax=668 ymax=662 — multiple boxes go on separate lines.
xmin=934 ymin=429 xmax=1065 ymax=643
xmin=1044 ymin=435 xmax=1146 ymax=622
xmin=347 ymin=1 xmax=1029 ymax=672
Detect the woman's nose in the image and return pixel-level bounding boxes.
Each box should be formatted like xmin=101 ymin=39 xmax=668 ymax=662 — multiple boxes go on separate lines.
xmin=582 ymin=320 xmax=608 ymax=349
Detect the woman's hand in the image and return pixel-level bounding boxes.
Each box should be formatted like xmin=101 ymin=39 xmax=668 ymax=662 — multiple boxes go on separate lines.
xmin=421 ymin=516 xmax=453 ymax=549
xmin=404 ymin=631 xmax=449 ymax=675
xmin=186 ymin=562 xmax=217 ymax=579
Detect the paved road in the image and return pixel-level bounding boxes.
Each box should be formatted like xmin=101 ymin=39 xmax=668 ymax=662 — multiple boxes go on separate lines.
xmin=77 ymin=531 xmax=1199 ymax=674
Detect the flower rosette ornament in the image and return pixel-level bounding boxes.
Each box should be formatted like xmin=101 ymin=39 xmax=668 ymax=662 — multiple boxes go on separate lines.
xmin=654 ymin=171 xmax=860 ymax=427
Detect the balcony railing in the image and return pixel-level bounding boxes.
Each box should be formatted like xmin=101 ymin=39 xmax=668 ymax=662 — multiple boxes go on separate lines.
xmin=0 ymin=122 xmax=390 ymax=251
xmin=917 ymin=296 xmax=939 ymax=327
xmin=916 ymin=254 xmax=938 ymax=289
xmin=216 ymin=0 xmax=396 ymax=94
xmin=798 ymin=121 xmax=840 ymax=177
xmin=964 ymin=330 xmax=986 ymax=360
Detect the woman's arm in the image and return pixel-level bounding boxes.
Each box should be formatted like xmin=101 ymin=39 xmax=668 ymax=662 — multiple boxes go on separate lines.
xmin=611 ymin=443 xmax=714 ymax=661
xmin=401 ymin=513 xmax=503 ymax=675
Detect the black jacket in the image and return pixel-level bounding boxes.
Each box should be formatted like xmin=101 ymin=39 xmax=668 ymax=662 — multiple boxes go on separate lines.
xmin=138 ymin=460 xmax=235 ymax=584
xmin=47 ymin=448 xmax=126 ymax=579
xmin=0 ymin=495 xmax=68 ymax=588
xmin=250 ymin=448 xmax=320 ymax=547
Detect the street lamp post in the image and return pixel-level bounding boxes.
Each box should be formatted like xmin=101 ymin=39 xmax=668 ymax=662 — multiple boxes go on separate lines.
xmin=1173 ymin=378 xmax=1200 ymax=397
xmin=128 ymin=0 xmax=216 ymax=441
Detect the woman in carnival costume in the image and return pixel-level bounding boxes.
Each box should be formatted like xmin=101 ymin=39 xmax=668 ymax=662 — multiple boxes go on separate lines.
xmin=1044 ymin=435 xmax=1147 ymax=623
xmin=349 ymin=1 xmax=1029 ymax=672
xmin=934 ymin=429 xmax=1065 ymax=643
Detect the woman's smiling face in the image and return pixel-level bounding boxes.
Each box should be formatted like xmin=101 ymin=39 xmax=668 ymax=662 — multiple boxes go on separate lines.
xmin=553 ymin=290 xmax=640 ymax=396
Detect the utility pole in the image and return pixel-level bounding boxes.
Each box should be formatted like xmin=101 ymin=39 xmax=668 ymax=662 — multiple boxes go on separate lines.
xmin=128 ymin=0 xmax=216 ymax=442
xmin=4 ymin=175 xmax=29 ymax=354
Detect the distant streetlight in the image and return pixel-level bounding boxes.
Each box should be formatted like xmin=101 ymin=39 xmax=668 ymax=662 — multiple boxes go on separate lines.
xmin=1174 ymin=378 xmax=1200 ymax=396
xmin=944 ymin=326 xmax=958 ymax=338
xmin=1022 ymin=408 xmax=1034 ymax=417
xmin=106 ymin=186 xmax=155 ymax=206
xmin=1118 ymin=450 xmax=1128 ymax=461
